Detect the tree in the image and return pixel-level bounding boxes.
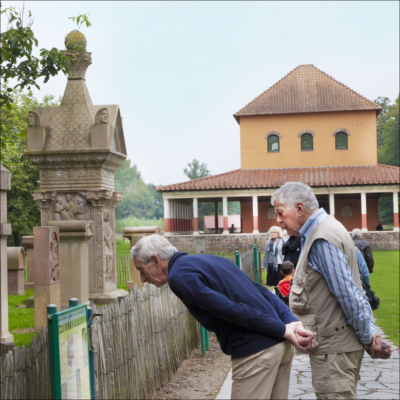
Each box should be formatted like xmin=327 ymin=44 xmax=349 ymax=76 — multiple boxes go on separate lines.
xmin=376 ymin=94 xmax=399 ymax=225
xmin=0 ymin=4 xmax=91 ymax=148
xmin=183 ymin=159 xmax=211 ymax=180
xmin=1 ymin=88 xmax=61 ymax=246
xmin=374 ymin=96 xmax=391 ymax=148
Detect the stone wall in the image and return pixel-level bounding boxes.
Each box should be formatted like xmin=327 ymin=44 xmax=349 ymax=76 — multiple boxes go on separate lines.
xmin=166 ymin=231 xmax=400 ymax=253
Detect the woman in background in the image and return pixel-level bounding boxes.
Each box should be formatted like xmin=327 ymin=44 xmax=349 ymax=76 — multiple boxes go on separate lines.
xmin=262 ymin=226 xmax=285 ymax=287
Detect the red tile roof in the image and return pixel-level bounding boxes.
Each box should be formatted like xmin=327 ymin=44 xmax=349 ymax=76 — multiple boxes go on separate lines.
xmin=234 ymin=65 xmax=382 ymax=124
xmin=155 ymin=165 xmax=400 ymax=192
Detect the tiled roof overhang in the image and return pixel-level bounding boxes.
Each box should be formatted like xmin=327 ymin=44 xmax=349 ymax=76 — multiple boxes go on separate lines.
xmin=155 ymin=165 xmax=400 ymax=192
xmin=233 ymin=65 xmax=382 ymax=124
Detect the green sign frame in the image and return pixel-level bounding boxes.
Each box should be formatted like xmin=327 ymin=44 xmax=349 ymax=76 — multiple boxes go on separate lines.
xmin=48 ymin=304 xmax=92 ymax=400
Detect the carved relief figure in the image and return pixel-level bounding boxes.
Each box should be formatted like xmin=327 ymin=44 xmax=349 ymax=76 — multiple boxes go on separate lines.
xmin=50 ymin=232 xmax=60 ymax=281
xmin=28 ymin=111 xmax=40 ymax=127
xmin=76 ymin=197 xmax=87 ymax=220
xmin=54 ymin=196 xmax=65 ymax=221
xmin=54 ymin=194 xmax=79 ymax=220
xmin=103 ymin=209 xmax=114 ymax=286
xmin=95 ymin=108 xmax=109 ymax=125
xmin=64 ymin=194 xmax=77 ymax=219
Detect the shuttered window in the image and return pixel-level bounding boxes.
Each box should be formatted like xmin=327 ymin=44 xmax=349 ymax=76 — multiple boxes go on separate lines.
xmin=268 ymin=135 xmax=279 ymax=152
xmin=301 ymin=133 xmax=313 ymax=150
xmin=336 ymin=132 xmax=348 ymax=149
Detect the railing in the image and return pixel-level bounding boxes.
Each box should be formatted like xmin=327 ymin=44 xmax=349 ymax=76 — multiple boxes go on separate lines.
xmin=116 ymin=255 xmax=131 ymax=285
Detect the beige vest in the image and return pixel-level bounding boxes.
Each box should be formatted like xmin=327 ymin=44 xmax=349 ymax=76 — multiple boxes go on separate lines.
xmin=290 ymin=215 xmax=364 ymax=355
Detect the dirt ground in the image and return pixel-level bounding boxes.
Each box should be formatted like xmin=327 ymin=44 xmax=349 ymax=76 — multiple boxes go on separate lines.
xmin=154 ymin=334 xmax=231 ymax=399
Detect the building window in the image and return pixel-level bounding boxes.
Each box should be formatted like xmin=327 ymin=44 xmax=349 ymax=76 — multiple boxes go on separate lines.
xmin=267 ymin=206 xmax=275 ymax=219
xmin=268 ymin=135 xmax=280 ymax=152
xmin=301 ymin=133 xmax=313 ymax=151
xmin=335 ymin=132 xmax=348 ymax=149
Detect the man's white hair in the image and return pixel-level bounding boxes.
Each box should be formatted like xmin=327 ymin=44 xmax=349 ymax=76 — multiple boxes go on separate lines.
xmin=271 ymin=182 xmax=319 ymax=211
xmin=130 ymin=234 xmax=178 ymax=263
xmin=352 ymin=228 xmax=362 ymax=237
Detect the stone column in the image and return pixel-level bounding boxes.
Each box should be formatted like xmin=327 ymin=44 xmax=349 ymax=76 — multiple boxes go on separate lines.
xmin=22 ymin=236 xmax=34 ymax=291
xmin=214 ymin=201 xmax=219 ymax=232
xmin=393 ymin=192 xmax=399 ymax=232
xmin=124 ymin=227 xmax=161 ymax=289
xmin=193 ymin=198 xmax=199 ymax=235
xmin=33 ymin=226 xmax=61 ymax=331
xmin=1 ymin=165 xmax=13 ymax=343
xmin=361 ymin=192 xmax=368 ymax=232
xmin=252 ymin=195 xmax=260 ymax=234
xmin=164 ymin=199 xmax=171 ymax=235
xmin=7 ymin=247 xmax=26 ymax=296
xmin=85 ymin=190 xmax=126 ymax=304
xmin=48 ymin=221 xmax=93 ymax=310
xmin=222 ymin=197 xmax=229 ymax=235
xmin=329 ymin=193 xmax=335 ymax=217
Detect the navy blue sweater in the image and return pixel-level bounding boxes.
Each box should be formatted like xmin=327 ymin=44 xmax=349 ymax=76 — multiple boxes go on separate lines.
xmin=167 ymin=252 xmax=298 ymax=359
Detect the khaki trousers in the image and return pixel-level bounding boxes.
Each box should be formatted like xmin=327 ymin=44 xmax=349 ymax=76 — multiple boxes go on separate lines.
xmin=231 ymin=341 xmax=294 ymax=399
xmin=310 ymin=350 xmax=364 ymax=399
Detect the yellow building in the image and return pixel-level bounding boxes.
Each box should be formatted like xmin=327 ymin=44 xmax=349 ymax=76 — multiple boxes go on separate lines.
xmin=156 ymin=65 xmax=399 ymax=234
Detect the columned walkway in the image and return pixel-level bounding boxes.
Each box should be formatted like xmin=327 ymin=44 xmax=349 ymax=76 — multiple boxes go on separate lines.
xmin=216 ymin=323 xmax=399 ymax=399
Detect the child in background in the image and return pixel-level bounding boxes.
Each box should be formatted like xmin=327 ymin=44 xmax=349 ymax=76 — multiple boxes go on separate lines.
xmin=274 ymin=261 xmax=295 ymax=306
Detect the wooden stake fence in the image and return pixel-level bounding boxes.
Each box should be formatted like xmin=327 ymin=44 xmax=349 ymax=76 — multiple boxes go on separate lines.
xmin=1 ymin=286 xmax=199 ymax=399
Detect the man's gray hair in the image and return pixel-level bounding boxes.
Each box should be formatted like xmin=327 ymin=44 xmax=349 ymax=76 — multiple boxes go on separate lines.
xmin=352 ymin=228 xmax=362 ymax=238
xmin=130 ymin=234 xmax=178 ymax=263
xmin=271 ymin=182 xmax=319 ymax=211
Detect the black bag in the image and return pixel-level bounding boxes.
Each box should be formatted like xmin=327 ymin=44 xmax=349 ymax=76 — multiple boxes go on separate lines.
xmin=362 ymin=281 xmax=380 ymax=310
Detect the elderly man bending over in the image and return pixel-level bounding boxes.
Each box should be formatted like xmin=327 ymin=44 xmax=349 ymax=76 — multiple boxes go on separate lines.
xmin=131 ymin=235 xmax=315 ymax=399
xmin=271 ymin=182 xmax=392 ymax=400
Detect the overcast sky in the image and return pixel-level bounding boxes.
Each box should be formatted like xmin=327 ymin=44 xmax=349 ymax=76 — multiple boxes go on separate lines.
xmin=2 ymin=1 xmax=399 ymax=185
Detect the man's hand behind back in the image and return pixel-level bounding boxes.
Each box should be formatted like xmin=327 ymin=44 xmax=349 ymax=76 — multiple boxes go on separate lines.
xmin=366 ymin=334 xmax=393 ymax=359
xmin=283 ymin=322 xmax=316 ymax=351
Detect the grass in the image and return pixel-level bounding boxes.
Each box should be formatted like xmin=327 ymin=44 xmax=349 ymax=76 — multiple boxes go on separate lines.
xmin=116 ymin=238 xmax=131 ymax=256
xmin=8 ymin=290 xmax=36 ymax=347
xmin=370 ymin=250 xmax=399 ymax=346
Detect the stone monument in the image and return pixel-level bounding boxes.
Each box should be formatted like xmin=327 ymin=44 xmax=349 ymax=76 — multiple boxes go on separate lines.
xmin=25 ymin=30 xmax=128 ymax=304
xmin=33 ymin=226 xmax=61 ymax=331
xmin=7 ymin=247 xmax=26 ymax=296
xmin=22 ymin=236 xmax=34 ymax=291
xmin=123 ymin=226 xmax=161 ymax=289
xmin=48 ymin=220 xmax=93 ymax=310
xmin=0 ymin=165 xmax=13 ymax=343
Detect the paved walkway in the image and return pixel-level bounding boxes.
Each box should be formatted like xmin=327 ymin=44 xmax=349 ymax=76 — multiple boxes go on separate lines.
xmin=216 ymin=324 xmax=399 ymax=399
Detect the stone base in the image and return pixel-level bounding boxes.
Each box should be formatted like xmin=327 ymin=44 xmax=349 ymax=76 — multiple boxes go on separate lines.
xmin=26 ymin=295 xmax=34 ymax=308
xmin=8 ymin=289 xmax=25 ymax=296
xmin=24 ymin=282 xmax=34 ymax=291
xmin=0 ymin=332 xmax=14 ymax=343
xmin=34 ymin=284 xmax=61 ymax=331
xmin=89 ymin=289 xmax=129 ymax=304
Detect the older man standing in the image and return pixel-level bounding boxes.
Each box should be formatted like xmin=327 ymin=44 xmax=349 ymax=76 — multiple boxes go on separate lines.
xmin=131 ymin=234 xmax=316 ymax=399
xmin=271 ymin=182 xmax=392 ymax=400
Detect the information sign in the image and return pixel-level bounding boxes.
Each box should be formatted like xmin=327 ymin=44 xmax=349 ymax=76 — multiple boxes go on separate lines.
xmin=48 ymin=304 xmax=92 ymax=399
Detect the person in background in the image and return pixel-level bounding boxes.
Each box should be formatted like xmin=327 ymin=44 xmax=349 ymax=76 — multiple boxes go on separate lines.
xmin=274 ymin=261 xmax=295 ymax=306
xmin=229 ymin=223 xmax=235 ymax=233
xmin=131 ymin=235 xmax=316 ymax=400
xmin=282 ymin=235 xmax=302 ymax=268
xmin=271 ymin=182 xmax=392 ymax=400
xmin=356 ymin=247 xmax=370 ymax=285
xmin=376 ymin=222 xmax=383 ymax=231
xmin=262 ymin=226 xmax=285 ymax=287
xmin=352 ymin=228 xmax=374 ymax=273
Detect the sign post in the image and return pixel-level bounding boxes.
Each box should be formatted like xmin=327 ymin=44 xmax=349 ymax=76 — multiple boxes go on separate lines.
xmin=47 ymin=299 xmax=92 ymax=399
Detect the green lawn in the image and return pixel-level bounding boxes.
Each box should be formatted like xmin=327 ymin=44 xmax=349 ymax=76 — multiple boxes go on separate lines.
xmin=116 ymin=238 xmax=131 ymax=256
xmin=370 ymin=250 xmax=399 ymax=346
xmin=8 ymin=290 xmax=36 ymax=347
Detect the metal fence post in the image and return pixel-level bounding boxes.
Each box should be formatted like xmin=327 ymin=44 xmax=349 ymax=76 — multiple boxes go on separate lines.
xmin=235 ymin=251 xmax=241 ymax=269
xmin=201 ymin=325 xmax=207 ymax=357
xmin=69 ymin=298 xmax=79 ymax=308
xmin=253 ymin=244 xmax=259 ymax=283
xmin=87 ymin=307 xmax=96 ymax=400
xmin=205 ymin=329 xmax=209 ymax=350
xmin=47 ymin=304 xmax=58 ymax=399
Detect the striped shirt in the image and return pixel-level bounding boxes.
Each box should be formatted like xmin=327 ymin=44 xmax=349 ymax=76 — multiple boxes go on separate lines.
xmin=299 ymin=208 xmax=375 ymax=344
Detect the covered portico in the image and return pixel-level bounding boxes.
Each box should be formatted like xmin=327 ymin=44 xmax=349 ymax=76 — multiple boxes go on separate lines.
xmin=156 ymin=165 xmax=400 ymax=235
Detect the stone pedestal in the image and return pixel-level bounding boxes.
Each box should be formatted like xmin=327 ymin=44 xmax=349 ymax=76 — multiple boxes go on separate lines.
xmin=7 ymin=247 xmax=26 ymax=296
xmin=33 ymin=226 xmax=61 ymax=331
xmin=1 ymin=165 xmax=13 ymax=343
xmin=123 ymin=227 xmax=161 ymax=289
xmin=48 ymin=221 xmax=93 ymax=310
xmin=22 ymin=236 xmax=34 ymax=291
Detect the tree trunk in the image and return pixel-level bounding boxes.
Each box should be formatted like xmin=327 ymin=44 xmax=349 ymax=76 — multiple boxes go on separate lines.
xmin=13 ymin=230 xmax=20 ymax=246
